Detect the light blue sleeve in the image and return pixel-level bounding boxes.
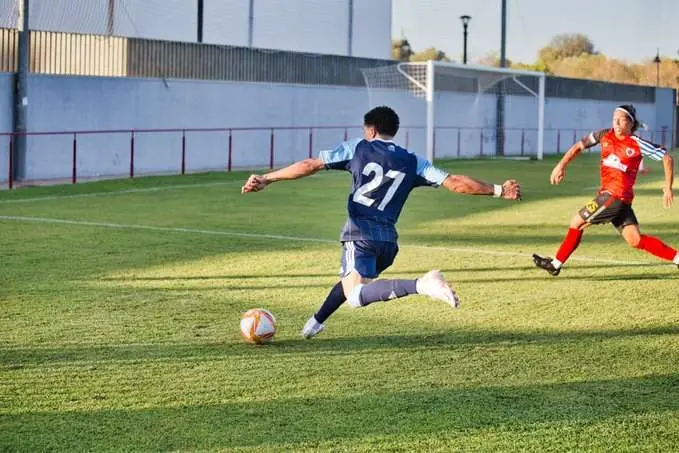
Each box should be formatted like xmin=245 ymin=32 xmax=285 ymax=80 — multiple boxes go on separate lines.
xmin=633 ymin=136 xmax=666 ymax=161
xmin=415 ymin=154 xmax=449 ymax=186
xmin=318 ymin=138 xmax=363 ymax=168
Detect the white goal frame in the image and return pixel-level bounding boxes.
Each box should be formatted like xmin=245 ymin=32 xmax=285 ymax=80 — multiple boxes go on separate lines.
xmin=365 ymin=61 xmax=547 ymax=161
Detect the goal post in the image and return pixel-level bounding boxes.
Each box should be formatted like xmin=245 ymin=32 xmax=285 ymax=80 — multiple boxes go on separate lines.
xmin=361 ymin=61 xmax=546 ymax=161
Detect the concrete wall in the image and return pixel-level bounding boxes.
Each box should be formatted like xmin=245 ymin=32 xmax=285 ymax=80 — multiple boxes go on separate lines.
xmin=0 ymin=73 xmax=675 ymax=183
xmin=10 ymin=74 xmax=371 ymax=181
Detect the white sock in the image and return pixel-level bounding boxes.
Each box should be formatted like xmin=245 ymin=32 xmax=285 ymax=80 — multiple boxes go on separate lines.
xmin=674 ymin=253 xmax=679 ymax=265
xmin=348 ymin=284 xmax=364 ymax=308
xmin=551 ymin=258 xmax=563 ymax=269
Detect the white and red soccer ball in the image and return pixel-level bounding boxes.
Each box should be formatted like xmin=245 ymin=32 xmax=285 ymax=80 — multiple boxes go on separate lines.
xmin=240 ymin=308 xmax=278 ymax=344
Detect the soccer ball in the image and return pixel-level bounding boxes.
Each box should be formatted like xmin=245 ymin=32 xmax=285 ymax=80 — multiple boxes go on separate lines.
xmin=240 ymin=308 xmax=278 ymax=344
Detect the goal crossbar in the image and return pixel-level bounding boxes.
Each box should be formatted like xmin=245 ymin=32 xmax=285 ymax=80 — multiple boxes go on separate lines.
xmin=362 ymin=60 xmax=547 ymax=161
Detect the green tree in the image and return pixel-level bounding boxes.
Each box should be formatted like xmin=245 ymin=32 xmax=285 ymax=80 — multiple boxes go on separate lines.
xmin=538 ymin=33 xmax=596 ymax=70
xmin=392 ymin=39 xmax=414 ymax=61
xmin=410 ymin=47 xmax=449 ymax=62
xmin=477 ymin=51 xmax=512 ymax=68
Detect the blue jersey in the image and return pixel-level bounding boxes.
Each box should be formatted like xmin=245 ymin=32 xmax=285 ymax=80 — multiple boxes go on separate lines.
xmin=319 ymin=138 xmax=449 ymax=243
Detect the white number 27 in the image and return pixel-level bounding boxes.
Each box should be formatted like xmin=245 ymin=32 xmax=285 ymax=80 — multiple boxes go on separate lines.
xmin=353 ymin=162 xmax=406 ymax=211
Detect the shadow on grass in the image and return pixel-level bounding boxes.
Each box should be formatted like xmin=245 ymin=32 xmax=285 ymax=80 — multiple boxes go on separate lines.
xmin=3 ymin=325 xmax=679 ymax=367
xmin=80 ymin=272 xmax=678 ymax=293
xmin=1 ymin=372 xmax=677 ymax=451
xmin=97 ymin=262 xmax=668 ymax=281
xmin=91 ymin=261 xmax=676 ymax=291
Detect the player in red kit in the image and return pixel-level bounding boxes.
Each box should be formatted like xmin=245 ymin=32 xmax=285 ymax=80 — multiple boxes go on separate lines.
xmin=533 ymin=104 xmax=678 ymax=275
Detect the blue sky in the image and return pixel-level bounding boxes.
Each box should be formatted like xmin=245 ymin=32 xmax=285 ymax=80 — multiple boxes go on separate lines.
xmin=392 ymin=0 xmax=679 ymax=64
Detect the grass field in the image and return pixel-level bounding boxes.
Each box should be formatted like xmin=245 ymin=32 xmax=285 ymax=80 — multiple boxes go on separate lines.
xmin=1 ymin=153 xmax=678 ymax=452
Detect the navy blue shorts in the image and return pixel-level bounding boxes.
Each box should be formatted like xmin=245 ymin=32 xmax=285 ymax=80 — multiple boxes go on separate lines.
xmin=340 ymin=240 xmax=399 ymax=279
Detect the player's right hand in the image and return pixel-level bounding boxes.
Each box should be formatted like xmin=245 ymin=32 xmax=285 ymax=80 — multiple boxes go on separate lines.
xmin=663 ymin=187 xmax=674 ymax=208
xmin=501 ymin=179 xmax=521 ymax=200
xmin=550 ymin=165 xmax=566 ymax=185
xmin=241 ymin=174 xmax=269 ymax=193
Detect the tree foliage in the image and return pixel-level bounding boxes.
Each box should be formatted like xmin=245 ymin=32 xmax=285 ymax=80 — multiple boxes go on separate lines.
xmin=531 ymin=34 xmax=678 ymax=91
xmin=410 ymin=47 xmax=449 ymax=62
xmin=538 ymin=33 xmax=596 ymax=66
xmin=391 ymin=40 xmax=448 ymax=62
xmin=392 ymin=39 xmax=414 ymax=61
xmin=392 ymin=34 xmax=679 ymax=92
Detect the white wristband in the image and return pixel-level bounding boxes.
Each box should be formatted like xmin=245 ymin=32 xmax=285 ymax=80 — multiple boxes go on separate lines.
xmin=493 ymin=184 xmax=503 ymax=198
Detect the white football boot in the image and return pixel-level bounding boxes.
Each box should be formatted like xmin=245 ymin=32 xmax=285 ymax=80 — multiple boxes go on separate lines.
xmin=416 ymin=270 xmax=460 ymax=308
xmin=302 ymin=316 xmax=325 ymax=339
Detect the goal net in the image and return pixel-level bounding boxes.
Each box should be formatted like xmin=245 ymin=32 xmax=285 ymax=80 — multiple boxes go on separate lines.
xmin=361 ymin=61 xmax=546 ymax=161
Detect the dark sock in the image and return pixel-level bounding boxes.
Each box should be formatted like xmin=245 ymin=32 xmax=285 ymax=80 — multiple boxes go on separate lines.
xmin=358 ymin=279 xmax=418 ymax=307
xmin=314 ymin=282 xmax=345 ymax=324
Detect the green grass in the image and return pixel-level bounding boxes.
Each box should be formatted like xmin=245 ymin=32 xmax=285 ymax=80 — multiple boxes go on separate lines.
xmin=1 ymin=153 xmax=678 ymax=452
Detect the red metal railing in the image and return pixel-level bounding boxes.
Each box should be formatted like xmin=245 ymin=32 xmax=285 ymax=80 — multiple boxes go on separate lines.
xmin=1 ymin=125 xmax=672 ymax=190
xmin=2 ymin=125 xmax=360 ymax=189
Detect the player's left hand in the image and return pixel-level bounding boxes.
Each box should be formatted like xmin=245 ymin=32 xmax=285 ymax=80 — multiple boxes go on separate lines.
xmin=550 ymin=165 xmax=566 ymax=185
xmin=663 ymin=187 xmax=674 ymax=208
xmin=501 ymin=179 xmax=521 ymax=200
xmin=241 ymin=174 xmax=269 ymax=193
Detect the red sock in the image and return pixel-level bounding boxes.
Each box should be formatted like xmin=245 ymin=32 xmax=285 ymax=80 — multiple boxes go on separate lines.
xmin=556 ymin=228 xmax=583 ymax=263
xmin=637 ymin=235 xmax=678 ymax=262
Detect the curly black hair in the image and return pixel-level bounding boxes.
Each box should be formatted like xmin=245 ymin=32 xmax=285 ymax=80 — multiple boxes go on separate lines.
xmin=364 ymin=106 xmax=400 ymax=137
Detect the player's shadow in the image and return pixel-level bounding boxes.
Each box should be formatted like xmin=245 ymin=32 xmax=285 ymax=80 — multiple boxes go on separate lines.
xmin=92 ymin=271 xmax=678 ymax=291
xmin=402 ymin=230 xmax=679 ymax=249
xmin=271 ymin=324 xmax=679 ymax=354
xmin=94 ymin=260 xmax=676 ymax=290
xmin=98 ymin=262 xmax=667 ymax=282
xmin=5 ymin=325 xmax=679 ymax=367
xmin=573 ymin=273 xmax=679 ymax=281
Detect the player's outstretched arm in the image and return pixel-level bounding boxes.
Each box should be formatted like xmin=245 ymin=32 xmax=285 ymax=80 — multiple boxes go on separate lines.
xmin=551 ymin=141 xmax=586 ymax=185
xmin=442 ymin=175 xmax=521 ymax=200
xmin=662 ymin=153 xmax=674 ymax=208
xmin=241 ymin=158 xmax=326 ymax=193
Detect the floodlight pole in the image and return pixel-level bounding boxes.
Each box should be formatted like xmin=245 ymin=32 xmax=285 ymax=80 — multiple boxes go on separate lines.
xmin=197 ymin=0 xmax=204 ymax=42
xmin=347 ymin=0 xmax=354 ymax=56
xmin=13 ymin=0 xmax=30 ymax=181
xmin=653 ymin=49 xmax=661 ymax=86
xmin=107 ymin=0 xmax=115 ymax=35
xmin=247 ymin=0 xmax=254 ymax=47
xmin=495 ymin=0 xmax=507 ymax=156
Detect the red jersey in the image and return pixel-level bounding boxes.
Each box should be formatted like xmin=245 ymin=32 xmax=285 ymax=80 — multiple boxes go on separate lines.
xmin=582 ymin=129 xmax=666 ymax=203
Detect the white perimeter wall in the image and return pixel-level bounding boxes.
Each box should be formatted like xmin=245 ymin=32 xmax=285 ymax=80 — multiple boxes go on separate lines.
xmin=0 ymin=73 xmax=675 ymax=182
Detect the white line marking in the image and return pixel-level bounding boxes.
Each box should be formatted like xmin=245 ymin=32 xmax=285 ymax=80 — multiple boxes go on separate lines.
xmin=0 ymin=215 xmax=334 ymax=243
xmin=0 ymin=215 xmax=653 ymax=266
xmin=0 ymin=181 xmax=241 ymax=204
xmin=0 ymin=173 xmax=350 ymax=205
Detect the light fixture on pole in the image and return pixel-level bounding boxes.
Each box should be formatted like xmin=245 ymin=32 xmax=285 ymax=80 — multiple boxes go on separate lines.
xmin=460 ymin=15 xmax=471 ymax=64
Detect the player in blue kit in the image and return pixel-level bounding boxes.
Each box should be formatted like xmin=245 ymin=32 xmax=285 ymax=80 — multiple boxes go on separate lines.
xmin=242 ymin=106 xmax=521 ymax=338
